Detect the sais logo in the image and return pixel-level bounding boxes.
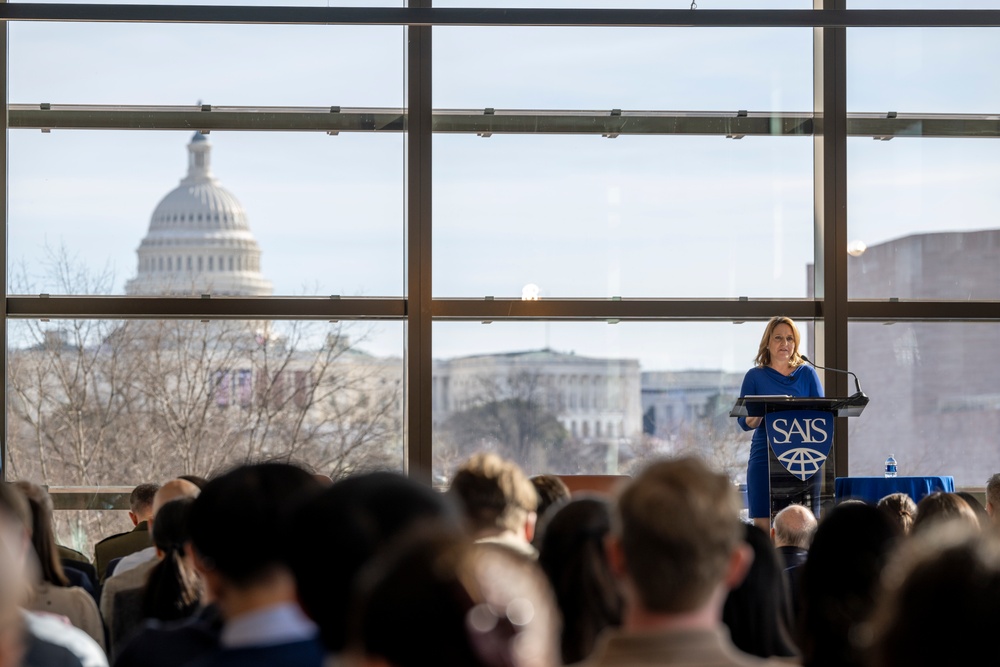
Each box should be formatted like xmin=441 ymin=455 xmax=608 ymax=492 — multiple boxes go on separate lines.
xmin=765 ymin=410 xmax=833 ymax=481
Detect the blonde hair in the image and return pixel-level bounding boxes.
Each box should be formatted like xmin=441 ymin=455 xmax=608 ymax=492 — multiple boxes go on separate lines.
xmin=754 ymin=316 xmax=804 ymax=368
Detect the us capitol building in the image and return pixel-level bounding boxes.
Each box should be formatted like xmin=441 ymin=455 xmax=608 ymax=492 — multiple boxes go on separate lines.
xmin=125 ymin=132 xmax=272 ymax=297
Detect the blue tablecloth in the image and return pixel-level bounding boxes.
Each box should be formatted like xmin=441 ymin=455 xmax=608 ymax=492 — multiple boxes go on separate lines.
xmin=834 ymin=476 xmax=955 ymax=505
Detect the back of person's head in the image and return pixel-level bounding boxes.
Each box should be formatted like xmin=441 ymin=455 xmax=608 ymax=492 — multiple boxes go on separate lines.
xmin=350 ymin=528 xmax=559 ymax=667
xmin=130 ymin=483 xmax=160 ymax=518
xmin=177 ymin=475 xmax=208 ymax=490
xmin=986 ymin=473 xmax=1000 ymax=520
xmin=287 ymin=470 xmax=462 ymax=653
xmin=143 ymin=497 xmax=202 ymax=622
xmin=722 ymin=523 xmax=798 ymax=659
xmin=10 ymin=481 xmax=67 ymax=588
xmin=530 ymin=474 xmax=570 ymax=525
xmin=615 ymin=455 xmax=742 ymax=614
xmin=189 ymin=462 xmax=321 ymax=586
xmin=798 ymin=502 xmax=900 ymax=667
xmin=449 ymin=452 xmax=538 ymax=535
xmin=870 ymin=523 xmax=1000 ymax=667
xmin=772 ymin=503 xmax=817 ymax=549
xmin=876 ymin=492 xmax=918 ymax=535
xmin=537 ymin=496 xmax=622 ymax=664
xmin=911 ymin=492 xmax=980 ymax=536
xmin=954 ymin=491 xmax=990 ymax=530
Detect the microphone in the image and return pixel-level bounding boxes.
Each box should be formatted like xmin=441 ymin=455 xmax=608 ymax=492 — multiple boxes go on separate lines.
xmin=800 ymin=355 xmax=869 ymax=406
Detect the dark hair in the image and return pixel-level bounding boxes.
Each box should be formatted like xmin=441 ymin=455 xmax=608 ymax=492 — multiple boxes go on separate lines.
xmin=130 ymin=483 xmax=160 ymax=515
xmin=0 ymin=482 xmax=31 ymax=529
xmin=530 ymin=474 xmax=571 ymax=525
xmin=189 ymin=462 xmax=322 ymax=586
xmin=797 ymin=502 xmax=899 ymax=667
xmin=722 ymin=523 xmax=798 ymax=659
xmin=537 ymin=496 xmax=622 ymax=664
xmin=12 ymin=481 xmax=68 ymax=587
xmin=176 ymin=475 xmax=208 ymax=490
xmin=142 ymin=498 xmax=201 ymax=622
xmin=352 ymin=529 xmax=559 ymax=667
xmin=954 ymin=491 xmax=990 ymax=530
xmin=287 ymin=471 xmax=462 ymax=653
xmin=912 ymin=492 xmax=979 ymax=535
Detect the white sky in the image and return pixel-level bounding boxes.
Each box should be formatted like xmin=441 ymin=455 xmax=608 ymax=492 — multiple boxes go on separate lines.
xmin=6 ymin=6 xmax=1000 ymax=371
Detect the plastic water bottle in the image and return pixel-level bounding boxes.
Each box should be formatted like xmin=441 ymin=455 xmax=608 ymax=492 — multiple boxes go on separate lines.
xmin=884 ymin=454 xmax=898 ymax=478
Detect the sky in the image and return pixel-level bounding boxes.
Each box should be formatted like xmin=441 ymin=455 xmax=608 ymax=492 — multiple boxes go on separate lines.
xmin=6 ymin=4 xmax=1000 ymax=371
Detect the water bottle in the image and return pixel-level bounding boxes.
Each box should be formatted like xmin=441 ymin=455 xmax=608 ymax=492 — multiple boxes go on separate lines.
xmin=884 ymin=454 xmax=897 ymax=478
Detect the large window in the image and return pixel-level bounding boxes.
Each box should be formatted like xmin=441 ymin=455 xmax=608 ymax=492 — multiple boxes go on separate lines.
xmin=5 ymin=4 xmax=1000 ymax=549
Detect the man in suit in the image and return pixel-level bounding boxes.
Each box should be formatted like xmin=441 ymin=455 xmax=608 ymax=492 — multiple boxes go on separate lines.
xmin=94 ymin=483 xmax=159 ymax=584
xmin=580 ymin=455 xmax=789 ymax=667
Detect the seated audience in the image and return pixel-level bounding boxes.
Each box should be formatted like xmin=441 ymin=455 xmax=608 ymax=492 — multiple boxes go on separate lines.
xmin=13 ymin=481 xmax=104 ymax=650
xmin=580 ymin=455 xmax=790 ymax=667
xmin=101 ymin=478 xmax=201 ymax=661
xmin=771 ymin=503 xmax=816 ymax=627
xmin=868 ymin=522 xmax=1000 ymax=667
xmin=797 ymin=501 xmax=899 ymax=667
xmin=95 ymin=483 xmax=159 ymax=585
xmin=448 ymin=452 xmax=539 ymax=559
xmin=187 ymin=462 xmax=324 ymax=667
xmin=536 ymin=496 xmax=622 ymax=664
xmin=876 ymin=492 xmax=917 ymax=535
xmin=910 ymin=491 xmax=980 ymax=536
xmin=141 ymin=498 xmax=202 ymax=623
xmin=348 ymin=528 xmax=559 ymax=667
xmin=286 ymin=470 xmax=463 ymax=657
xmin=722 ymin=523 xmax=798 ymax=659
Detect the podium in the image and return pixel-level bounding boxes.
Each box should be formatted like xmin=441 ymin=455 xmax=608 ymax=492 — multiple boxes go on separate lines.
xmin=730 ymin=395 xmax=868 ymax=520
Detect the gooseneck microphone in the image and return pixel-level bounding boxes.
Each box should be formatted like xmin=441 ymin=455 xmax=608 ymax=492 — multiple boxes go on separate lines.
xmin=800 ymin=355 xmax=869 ymax=405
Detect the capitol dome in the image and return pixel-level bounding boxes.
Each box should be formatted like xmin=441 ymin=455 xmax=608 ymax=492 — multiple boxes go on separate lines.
xmin=125 ymin=132 xmax=273 ymax=296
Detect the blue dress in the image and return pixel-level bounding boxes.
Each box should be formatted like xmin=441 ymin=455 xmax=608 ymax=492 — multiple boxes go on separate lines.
xmin=738 ymin=364 xmax=824 ymax=518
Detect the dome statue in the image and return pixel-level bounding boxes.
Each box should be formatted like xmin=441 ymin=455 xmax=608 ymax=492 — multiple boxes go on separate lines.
xmin=125 ymin=132 xmax=273 ymax=296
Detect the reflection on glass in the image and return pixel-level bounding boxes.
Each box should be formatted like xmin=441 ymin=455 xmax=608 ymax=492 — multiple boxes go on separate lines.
xmin=431 ymin=322 xmax=795 ymax=483
xmin=847 ymin=138 xmax=1000 ymax=300
xmin=848 ymin=322 xmax=1000 ymax=488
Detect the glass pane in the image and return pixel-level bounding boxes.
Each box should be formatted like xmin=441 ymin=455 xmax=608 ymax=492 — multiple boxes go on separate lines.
xmin=8 ymin=319 xmax=404 ymax=552
xmin=848 ymin=322 xmax=1000 ymax=489
xmin=432 ymin=321 xmax=816 ymax=484
xmin=846 ymin=138 xmax=1000 ymax=300
xmin=434 ymin=26 xmax=813 ymax=298
xmin=849 ymin=28 xmax=1000 ymax=113
xmin=8 ymin=130 xmax=404 ymax=297
xmin=10 ymin=23 xmax=404 ymax=106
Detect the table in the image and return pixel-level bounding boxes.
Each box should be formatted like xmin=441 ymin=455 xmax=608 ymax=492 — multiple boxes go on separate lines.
xmin=834 ymin=476 xmax=955 ymax=505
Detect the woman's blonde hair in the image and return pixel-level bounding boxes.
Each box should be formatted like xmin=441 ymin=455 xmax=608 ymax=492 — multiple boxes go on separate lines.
xmin=754 ymin=316 xmax=804 ymax=368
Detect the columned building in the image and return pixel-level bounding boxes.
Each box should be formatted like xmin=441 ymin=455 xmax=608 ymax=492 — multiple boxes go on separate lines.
xmin=125 ymin=132 xmax=272 ymax=297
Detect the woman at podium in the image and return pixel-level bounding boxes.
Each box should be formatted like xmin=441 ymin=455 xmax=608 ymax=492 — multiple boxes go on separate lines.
xmin=738 ymin=316 xmax=823 ymax=532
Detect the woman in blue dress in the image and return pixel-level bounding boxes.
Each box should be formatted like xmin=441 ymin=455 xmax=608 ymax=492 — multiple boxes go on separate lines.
xmin=738 ymin=316 xmax=823 ymax=532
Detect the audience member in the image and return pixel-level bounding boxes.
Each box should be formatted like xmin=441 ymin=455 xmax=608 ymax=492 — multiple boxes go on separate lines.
xmin=796 ymin=501 xmax=899 ymax=667
xmin=910 ymin=491 xmax=980 ymax=536
xmin=187 ymin=462 xmax=324 ymax=667
xmin=954 ymin=491 xmax=990 ymax=530
xmin=348 ymin=528 xmax=559 ymax=667
xmin=771 ymin=503 xmax=815 ymax=627
xmin=95 ymin=483 xmax=159 ymax=585
xmin=868 ymin=522 xmax=1000 ymax=667
xmin=876 ymin=492 xmax=917 ymax=535
xmin=13 ymin=481 xmax=104 ymax=650
xmin=141 ymin=498 xmax=202 ymax=623
xmin=580 ymin=455 xmax=789 ymax=667
xmin=722 ymin=523 xmax=798 ymax=660
xmin=286 ymin=470 xmax=463 ymax=657
xmin=0 ymin=530 xmax=25 ymax=667
xmin=0 ymin=481 xmax=108 ymax=667
xmin=448 ymin=452 xmax=539 ymax=559
xmin=530 ymin=474 xmax=571 ymax=527
xmin=986 ymin=473 xmax=1000 ymax=531
xmin=537 ymin=496 xmax=622 ymax=664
